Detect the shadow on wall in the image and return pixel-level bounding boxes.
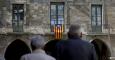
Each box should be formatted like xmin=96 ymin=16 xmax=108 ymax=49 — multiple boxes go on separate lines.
xmin=4 ymin=39 xmax=31 ymax=60
xmin=91 ymin=39 xmax=111 ymax=60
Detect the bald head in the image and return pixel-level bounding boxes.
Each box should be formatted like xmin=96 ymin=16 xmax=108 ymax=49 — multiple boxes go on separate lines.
xmin=68 ymin=24 xmax=82 ymax=38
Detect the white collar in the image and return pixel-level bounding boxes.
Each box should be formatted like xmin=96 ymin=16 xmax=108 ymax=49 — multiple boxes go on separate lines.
xmin=33 ymin=49 xmax=46 ymax=54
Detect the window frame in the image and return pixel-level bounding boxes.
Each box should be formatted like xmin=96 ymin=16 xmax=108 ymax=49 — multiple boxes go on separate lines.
xmin=50 ymin=2 xmax=64 ymax=32
xmin=91 ymin=4 xmax=102 ymax=32
xmin=12 ymin=4 xmax=24 ymax=32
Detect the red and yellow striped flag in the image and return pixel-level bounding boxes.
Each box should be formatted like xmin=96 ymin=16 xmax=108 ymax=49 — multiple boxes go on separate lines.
xmin=54 ymin=25 xmax=64 ymax=40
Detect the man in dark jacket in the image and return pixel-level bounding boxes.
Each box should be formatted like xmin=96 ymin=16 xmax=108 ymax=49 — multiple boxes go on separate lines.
xmin=44 ymin=39 xmax=60 ymax=58
xmin=56 ymin=24 xmax=97 ymax=60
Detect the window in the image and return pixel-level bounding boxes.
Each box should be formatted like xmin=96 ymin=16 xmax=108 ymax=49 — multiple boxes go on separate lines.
xmin=91 ymin=5 xmax=102 ymax=32
xmin=50 ymin=2 xmax=64 ymax=32
xmin=12 ymin=4 xmax=24 ymax=32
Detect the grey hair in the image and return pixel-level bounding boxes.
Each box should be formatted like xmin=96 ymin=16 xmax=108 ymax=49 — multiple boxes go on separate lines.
xmin=31 ymin=35 xmax=45 ymax=49
xmin=68 ymin=24 xmax=81 ymax=34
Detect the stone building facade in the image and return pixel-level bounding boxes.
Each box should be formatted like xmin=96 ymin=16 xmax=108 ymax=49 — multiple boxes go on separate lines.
xmin=1 ymin=0 xmax=115 ymax=60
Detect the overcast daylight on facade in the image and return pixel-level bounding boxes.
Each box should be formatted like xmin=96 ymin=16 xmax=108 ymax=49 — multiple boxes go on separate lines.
xmin=1 ymin=0 xmax=115 ymax=60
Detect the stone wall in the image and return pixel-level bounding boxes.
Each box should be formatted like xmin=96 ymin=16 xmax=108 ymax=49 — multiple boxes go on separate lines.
xmin=1 ymin=0 xmax=115 ymax=59
xmin=0 ymin=34 xmax=30 ymax=56
xmin=0 ymin=33 xmax=51 ymax=58
xmin=0 ymin=0 xmax=91 ymax=33
xmin=0 ymin=0 xmax=113 ymax=33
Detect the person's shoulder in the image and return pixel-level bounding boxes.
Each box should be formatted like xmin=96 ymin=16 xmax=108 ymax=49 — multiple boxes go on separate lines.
xmin=58 ymin=40 xmax=66 ymax=43
xmin=57 ymin=40 xmax=66 ymax=45
xmin=21 ymin=53 xmax=31 ymax=58
xmin=45 ymin=55 xmax=56 ymax=60
xmin=45 ymin=40 xmax=60 ymax=46
xmin=20 ymin=53 xmax=31 ymax=60
xmin=47 ymin=40 xmax=60 ymax=43
xmin=81 ymin=40 xmax=93 ymax=46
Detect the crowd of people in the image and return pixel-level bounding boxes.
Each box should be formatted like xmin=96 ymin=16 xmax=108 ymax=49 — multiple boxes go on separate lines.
xmin=20 ymin=24 xmax=110 ymax=60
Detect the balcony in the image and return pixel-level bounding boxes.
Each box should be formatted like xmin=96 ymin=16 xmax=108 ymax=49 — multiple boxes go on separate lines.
xmin=86 ymin=24 xmax=115 ymax=35
xmin=0 ymin=23 xmax=115 ymax=35
xmin=0 ymin=24 xmax=51 ymax=35
xmin=10 ymin=0 xmax=27 ymax=3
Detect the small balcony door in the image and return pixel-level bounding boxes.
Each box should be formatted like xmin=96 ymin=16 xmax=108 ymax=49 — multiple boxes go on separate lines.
xmin=91 ymin=5 xmax=102 ymax=33
xmin=12 ymin=4 xmax=24 ymax=32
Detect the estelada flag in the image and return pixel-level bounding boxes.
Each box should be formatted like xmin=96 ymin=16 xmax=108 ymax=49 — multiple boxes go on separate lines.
xmin=54 ymin=25 xmax=64 ymax=39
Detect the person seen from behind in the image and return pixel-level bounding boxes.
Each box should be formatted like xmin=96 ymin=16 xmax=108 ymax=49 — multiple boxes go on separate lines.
xmin=20 ymin=35 xmax=55 ymax=60
xmin=56 ymin=24 xmax=98 ymax=60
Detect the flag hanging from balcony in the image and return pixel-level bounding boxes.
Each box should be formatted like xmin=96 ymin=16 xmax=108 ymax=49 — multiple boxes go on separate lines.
xmin=54 ymin=25 xmax=64 ymax=40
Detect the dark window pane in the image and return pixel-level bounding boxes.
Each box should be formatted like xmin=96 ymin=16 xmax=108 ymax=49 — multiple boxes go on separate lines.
xmin=91 ymin=14 xmax=96 ymax=26
xmin=58 ymin=5 xmax=64 ymax=15
xmin=91 ymin=6 xmax=96 ymax=17
xmin=97 ymin=6 xmax=102 ymax=16
xmin=13 ymin=4 xmax=24 ymax=20
xmin=51 ymin=15 xmax=57 ymax=20
xmin=13 ymin=10 xmax=18 ymax=13
xmin=58 ymin=20 xmax=64 ymax=24
xmin=13 ymin=14 xmax=18 ymax=20
xmin=92 ymin=16 xmax=96 ymax=22
xmin=97 ymin=17 xmax=102 ymax=26
xmin=51 ymin=21 xmax=55 ymax=25
xmin=19 ymin=9 xmax=24 ymax=13
xmin=91 ymin=5 xmax=102 ymax=32
xmin=92 ymin=21 xmax=96 ymax=26
xmin=51 ymin=20 xmax=56 ymax=25
xmin=51 ymin=5 xmax=56 ymax=15
xmin=12 ymin=4 xmax=24 ymax=32
xmin=58 ymin=16 xmax=64 ymax=21
xmin=20 ymin=13 xmax=24 ymax=20
xmin=58 ymin=20 xmax=61 ymax=24
xmin=50 ymin=3 xmax=64 ymax=32
xmin=97 ymin=17 xmax=101 ymax=22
